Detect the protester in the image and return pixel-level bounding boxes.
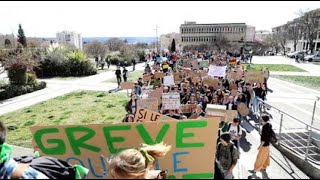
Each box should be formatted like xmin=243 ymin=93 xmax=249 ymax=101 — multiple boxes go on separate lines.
xmin=248 ymin=115 xmax=272 ymax=177
xmin=125 ymin=93 xmax=138 ymax=115
xmin=216 ymin=133 xmax=238 ymax=179
xmin=115 ymin=66 xmax=122 ymax=88
xmin=132 ymin=59 xmax=136 ymax=71
xmin=227 ymin=118 xmax=243 ymax=156
xmin=123 ymin=67 xmax=128 ymax=82
xmin=108 ymin=142 xmax=171 ymax=179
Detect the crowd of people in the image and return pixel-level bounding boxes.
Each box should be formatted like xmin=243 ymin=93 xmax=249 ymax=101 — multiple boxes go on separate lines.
xmin=120 ymin=49 xmax=274 ymax=179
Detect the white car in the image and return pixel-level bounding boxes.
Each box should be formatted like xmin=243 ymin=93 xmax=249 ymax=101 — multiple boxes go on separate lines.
xmin=304 ymin=54 xmax=320 ymax=62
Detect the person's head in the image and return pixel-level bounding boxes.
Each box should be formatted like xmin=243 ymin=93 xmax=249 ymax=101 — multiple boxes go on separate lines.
xmin=174 ymin=85 xmax=179 ymax=92
xmin=232 ymin=118 xmax=240 ymax=125
xmin=190 ymin=94 xmax=196 ymax=101
xmin=0 ymin=121 xmax=6 ymax=145
xmin=169 ymin=109 xmax=175 ymax=115
xmin=117 ymin=66 xmax=120 ymax=70
xmin=257 ymin=83 xmax=261 ymax=88
xmin=127 ymin=114 xmax=135 ymax=122
xmin=131 ymin=93 xmax=136 ymax=100
xmin=196 ymin=104 xmax=203 ymax=112
xmin=261 ymin=115 xmax=270 ymax=125
xmin=196 ymin=92 xmax=201 ymax=99
xmin=123 ymin=67 xmax=126 ymax=70
xmin=220 ymin=133 xmax=231 ymax=146
xmin=228 ymin=96 xmax=234 ymax=102
xmin=108 ymin=142 xmax=171 ymax=179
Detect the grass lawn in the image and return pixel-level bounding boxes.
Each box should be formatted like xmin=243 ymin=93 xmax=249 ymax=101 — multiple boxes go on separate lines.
xmin=108 ymin=70 xmax=144 ymax=83
xmin=0 ymin=91 xmax=128 ymax=148
xmin=271 ymin=75 xmax=320 ymax=91
xmin=245 ymin=64 xmax=306 ymax=72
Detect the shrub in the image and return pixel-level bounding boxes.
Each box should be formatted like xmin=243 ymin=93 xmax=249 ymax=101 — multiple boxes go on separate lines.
xmin=7 ymin=66 xmax=27 ymax=85
xmin=0 ymin=81 xmax=47 ymax=101
xmin=27 ymin=72 xmax=37 ymax=86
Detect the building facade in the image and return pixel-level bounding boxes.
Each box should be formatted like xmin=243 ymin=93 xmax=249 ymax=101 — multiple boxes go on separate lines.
xmin=272 ymin=8 xmax=320 ymax=52
xmin=160 ymin=32 xmax=181 ymax=51
xmin=56 ymin=31 xmax=83 ymax=50
xmin=180 ymin=21 xmax=255 ymax=48
xmin=255 ymin=30 xmax=272 ymax=42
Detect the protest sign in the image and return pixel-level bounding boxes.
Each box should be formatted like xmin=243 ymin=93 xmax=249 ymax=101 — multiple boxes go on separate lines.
xmin=137 ymin=98 xmax=159 ymax=112
xmin=237 ymin=103 xmax=250 ymax=116
xmin=208 ymin=66 xmax=227 ymax=78
xmin=134 ymin=108 xmax=175 ymax=122
xmin=200 ymin=60 xmax=209 ymax=68
xmin=162 ymin=92 xmax=180 ymax=110
xmin=173 ymin=72 xmax=181 ymax=83
xmin=192 ymin=61 xmax=199 ymax=69
xmin=154 ymin=72 xmax=164 ymax=79
xmin=164 ymin=74 xmax=175 ymax=86
xmin=203 ymin=78 xmax=219 ymax=88
xmin=227 ymin=70 xmax=242 ymax=81
xmin=205 ymin=104 xmax=226 ymax=117
xmin=31 ymin=118 xmax=220 ymax=179
xmin=180 ymin=104 xmax=197 ymax=114
xmin=245 ymin=71 xmax=264 ymax=84
xmin=226 ymin=110 xmax=238 ymax=122
xmin=192 ymin=76 xmax=201 ymax=83
xmin=200 ymin=70 xmax=208 ymax=78
xmin=231 ymin=89 xmax=238 ymax=97
xmin=120 ymin=82 xmax=134 ymax=90
xmin=148 ymin=87 xmax=163 ymax=103
xmin=143 ymin=74 xmax=152 ymax=82
xmin=141 ymin=86 xmax=153 ymax=97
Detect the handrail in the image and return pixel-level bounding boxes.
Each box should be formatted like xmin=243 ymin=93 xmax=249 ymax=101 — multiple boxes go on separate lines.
xmin=257 ymin=98 xmax=320 ymax=132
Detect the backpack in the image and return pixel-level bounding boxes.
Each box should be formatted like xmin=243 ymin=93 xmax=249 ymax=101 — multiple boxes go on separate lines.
xmin=270 ymin=128 xmax=278 ymax=144
xmin=13 ymin=156 xmax=88 ymax=179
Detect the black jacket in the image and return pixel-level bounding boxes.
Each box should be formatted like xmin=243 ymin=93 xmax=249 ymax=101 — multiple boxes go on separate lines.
xmin=226 ymin=103 xmax=237 ymax=110
xmin=261 ymin=123 xmax=272 ymax=147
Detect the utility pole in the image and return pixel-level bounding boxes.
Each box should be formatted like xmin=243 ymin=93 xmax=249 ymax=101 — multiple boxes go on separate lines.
xmin=154 ymin=25 xmax=159 ymax=53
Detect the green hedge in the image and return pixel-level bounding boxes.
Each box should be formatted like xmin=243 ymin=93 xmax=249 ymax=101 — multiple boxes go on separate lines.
xmin=0 ymin=81 xmax=47 ymax=101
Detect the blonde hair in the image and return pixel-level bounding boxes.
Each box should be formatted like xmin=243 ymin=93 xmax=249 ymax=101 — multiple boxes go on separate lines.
xmin=108 ymin=142 xmax=171 ymax=179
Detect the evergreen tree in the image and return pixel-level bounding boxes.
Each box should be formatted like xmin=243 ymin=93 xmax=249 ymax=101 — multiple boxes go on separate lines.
xmin=17 ymin=24 xmax=27 ymax=47
xmin=171 ymin=38 xmax=176 ymax=52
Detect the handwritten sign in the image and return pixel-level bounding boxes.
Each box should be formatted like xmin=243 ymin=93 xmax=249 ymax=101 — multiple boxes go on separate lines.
xmin=245 ymin=71 xmax=264 ymax=84
xmin=162 ymin=92 xmax=180 ymax=110
xmin=31 ymin=119 xmax=220 ymax=179
xmin=148 ymin=87 xmax=163 ymax=103
xmin=203 ymin=78 xmax=219 ymax=88
xmin=237 ymin=103 xmax=250 ymax=116
xmin=120 ymin=82 xmax=134 ymax=90
xmin=154 ymin=72 xmax=164 ymax=79
xmin=200 ymin=70 xmax=208 ymax=78
xmin=143 ymin=74 xmax=152 ymax=82
xmin=180 ymin=104 xmax=197 ymax=114
xmin=164 ymin=74 xmax=175 ymax=86
xmin=226 ymin=110 xmax=238 ymax=122
xmin=208 ymin=65 xmax=227 ymax=78
xmin=205 ymin=104 xmax=226 ymax=117
xmin=134 ymin=108 xmax=175 ymax=122
xmin=137 ymin=98 xmax=159 ymax=112
xmin=200 ymin=60 xmax=209 ymax=68
xmin=192 ymin=76 xmax=201 ymax=83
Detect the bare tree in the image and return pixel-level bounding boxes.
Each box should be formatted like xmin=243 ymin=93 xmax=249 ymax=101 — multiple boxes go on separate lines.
xmin=274 ymin=29 xmax=289 ymax=55
xmin=299 ymin=9 xmax=320 ymax=53
xmin=84 ymin=41 xmax=108 ymax=58
xmin=105 ymin=38 xmax=126 ymax=51
xmin=287 ymin=19 xmax=304 ymax=51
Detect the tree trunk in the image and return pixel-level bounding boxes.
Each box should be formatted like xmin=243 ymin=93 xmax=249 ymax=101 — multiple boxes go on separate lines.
xmin=293 ymin=42 xmax=297 ymax=51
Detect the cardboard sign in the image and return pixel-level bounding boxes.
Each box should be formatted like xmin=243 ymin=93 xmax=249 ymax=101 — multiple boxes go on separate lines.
xmin=120 ymin=82 xmax=134 ymax=90
xmin=200 ymin=70 xmax=208 ymax=78
xmin=137 ymin=98 xmax=159 ymax=112
xmin=237 ymin=103 xmax=250 ymax=116
xmin=164 ymin=74 xmax=175 ymax=86
xmin=231 ymin=89 xmax=238 ymax=97
xmin=148 ymin=87 xmax=163 ymax=102
xmin=245 ymin=71 xmax=264 ymax=84
xmin=226 ymin=110 xmax=238 ymax=122
xmin=227 ymin=71 xmax=242 ymax=81
xmin=180 ymin=104 xmax=197 ymax=114
xmin=162 ymin=92 xmax=180 ymax=110
xmin=173 ymin=72 xmax=181 ymax=83
xmin=192 ymin=61 xmax=199 ymax=69
xmin=143 ymin=74 xmax=152 ymax=82
xmin=203 ymin=78 xmax=219 ymax=88
xmin=200 ymin=60 xmax=209 ymax=68
xmin=134 ymin=108 xmax=175 ymax=122
xmin=192 ymin=76 xmax=201 ymax=83
xmin=31 ymin=119 xmax=220 ymax=179
xmin=141 ymin=86 xmax=153 ymax=97
xmin=208 ymin=65 xmax=227 ymax=78
xmin=205 ymin=104 xmax=226 ymax=117
xmin=154 ymin=72 xmax=164 ymax=79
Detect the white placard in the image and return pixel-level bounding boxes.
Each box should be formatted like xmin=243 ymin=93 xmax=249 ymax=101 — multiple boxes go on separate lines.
xmin=208 ymin=65 xmax=227 ymax=77
xmin=163 ymin=74 xmax=175 ymax=86
xmin=162 ymin=92 xmax=180 ymax=110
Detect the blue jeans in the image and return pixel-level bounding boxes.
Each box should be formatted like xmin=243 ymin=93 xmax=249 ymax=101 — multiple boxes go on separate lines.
xmin=253 ymin=96 xmax=259 ymax=114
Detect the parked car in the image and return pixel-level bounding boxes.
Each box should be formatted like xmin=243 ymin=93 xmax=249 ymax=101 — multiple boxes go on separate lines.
xmin=304 ymin=54 xmax=320 ymax=62
xmin=287 ymin=51 xmax=295 ymax=57
xmin=288 ymin=51 xmax=304 ymax=58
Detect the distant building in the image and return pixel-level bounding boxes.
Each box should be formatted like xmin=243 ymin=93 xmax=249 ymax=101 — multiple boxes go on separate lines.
xmin=255 ymin=30 xmax=272 ymax=42
xmin=0 ymin=34 xmax=16 ymax=49
xmin=56 ymin=31 xmax=83 ymax=50
xmin=272 ymin=8 xmax=320 ymax=52
xmin=180 ymin=21 xmax=255 ymax=48
xmin=160 ymin=32 xmax=181 ymax=52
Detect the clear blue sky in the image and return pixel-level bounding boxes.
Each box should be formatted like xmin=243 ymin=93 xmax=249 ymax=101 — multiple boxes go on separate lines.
xmin=0 ymin=1 xmax=319 ymax=37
